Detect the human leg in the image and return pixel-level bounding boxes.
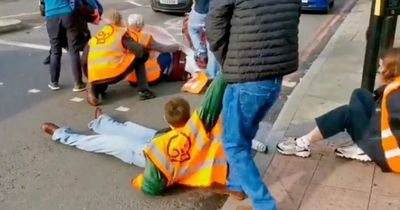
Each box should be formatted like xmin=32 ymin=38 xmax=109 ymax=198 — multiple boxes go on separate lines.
xmin=222 ymin=78 xmax=282 ymax=210
xmin=188 ymin=10 xmax=206 ymax=53
xmin=206 ymin=42 xmax=220 ymax=79
xmin=62 ymin=13 xmax=85 ymax=88
xmin=133 ymin=58 xmax=155 ymax=100
xmin=88 ymin=114 xmax=156 ymax=146
xmin=51 ymin=127 xmax=148 ymax=167
xmin=46 ymin=15 xmax=63 ymax=88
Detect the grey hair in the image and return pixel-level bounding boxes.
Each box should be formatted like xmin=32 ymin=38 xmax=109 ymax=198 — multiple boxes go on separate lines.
xmin=127 ymin=14 xmax=144 ymax=28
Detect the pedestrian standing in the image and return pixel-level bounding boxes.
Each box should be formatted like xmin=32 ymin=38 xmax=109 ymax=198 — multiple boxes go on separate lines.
xmin=44 ymin=0 xmax=98 ymax=91
xmin=206 ymin=0 xmax=301 ymax=209
xmin=188 ymin=0 xmax=220 ymax=79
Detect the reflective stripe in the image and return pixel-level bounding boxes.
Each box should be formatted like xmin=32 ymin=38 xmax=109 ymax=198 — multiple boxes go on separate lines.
xmin=89 ymin=45 xmax=121 ymax=53
xmin=88 ymin=57 xmax=124 ymax=66
xmin=187 ymin=119 xmax=205 ymax=149
xmin=212 ymin=134 xmax=222 ymax=142
xmin=178 ymin=158 xmax=226 ymax=178
xmin=382 ymin=129 xmax=393 ymax=138
xmin=146 ymin=144 xmax=174 ymax=174
xmin=376 ymin=108 xmax=381 ymax=112
xmin=385 ymin=148 xmax=400 ymax=159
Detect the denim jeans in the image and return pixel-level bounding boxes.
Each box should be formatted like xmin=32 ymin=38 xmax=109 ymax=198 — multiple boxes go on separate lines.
xmin=188 ymin=10 xmax=220 ymax=79
xmin=222 ymin=78 xmax=282 ymax=210
xmin=52 ymin=114 xmax=156 ymax=168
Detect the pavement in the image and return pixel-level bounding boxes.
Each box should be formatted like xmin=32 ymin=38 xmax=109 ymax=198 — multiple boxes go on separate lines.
xmin=0 ymin=19 xmax=22 ymax=33
xmin=222 ymin=0 xmax=400 ymax=209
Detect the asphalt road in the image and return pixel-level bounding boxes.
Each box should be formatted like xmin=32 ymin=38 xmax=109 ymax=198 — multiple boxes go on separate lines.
xmin=0 ymin=0 xmax=350 ymax=209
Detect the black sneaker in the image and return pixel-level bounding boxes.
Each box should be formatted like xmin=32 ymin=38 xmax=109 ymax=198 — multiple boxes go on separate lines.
xmin=138 ymin=89 xmax=155 ymax=101
xmin=72 ymin=82 xmax=86 ymax=92
xmin=48 ymin=82 xmax=60 ymax=91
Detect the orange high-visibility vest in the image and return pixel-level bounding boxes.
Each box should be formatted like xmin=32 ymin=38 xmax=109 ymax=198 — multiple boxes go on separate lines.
xmin=126 ymin=31 xmax=161 ymax=84
xmin=381 ymin=77 xmax=400 ymax=172
xmin=88 ymin=25 xmax=135 ymax=83
xmin=131 ymin=111 xmax=227 ymax=189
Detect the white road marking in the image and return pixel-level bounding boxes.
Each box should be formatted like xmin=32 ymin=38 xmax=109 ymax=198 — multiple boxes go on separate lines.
xmin=115 ymin=106 xmax=130 ymax=112
xmin=33 ymin=22 xmax=46 ymax=29
xmin=28 ymin=89 xmax=41 ymax=93
xmin=125 ymin=0 xmax=143 ymax=7
xmin=69 ymin=97 xmax=84 ymax=102
xmin=282 ymin=80 xmax=297 ymax=88
xmin=0 ymin=82 xmax=3 ymax=86
xmin=0 ymin=39 xmax=67 ymax=53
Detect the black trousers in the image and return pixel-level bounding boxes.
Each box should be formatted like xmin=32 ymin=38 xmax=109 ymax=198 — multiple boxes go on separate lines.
xmin=92 ymin=57 xmax=149 ymax=96
xmin=46 ymin=13 xmax=83 ymax=84
xmin=316 ymin=88 xmax=375 ymax=143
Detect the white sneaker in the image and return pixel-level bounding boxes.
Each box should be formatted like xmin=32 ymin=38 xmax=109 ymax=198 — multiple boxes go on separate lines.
xmin=277 ymin=137 xmax=311 ymax=158
xmin=251 ymin=139 xmax=268 ymax=153
xmin=334 ymin=144 xmax=371 ymax=162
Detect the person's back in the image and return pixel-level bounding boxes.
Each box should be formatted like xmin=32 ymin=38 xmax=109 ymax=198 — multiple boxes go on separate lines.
xmin=44 ymin=0 xmax=73 ymax=17
xmin=207 ymin=0 xmax=300 ymax=83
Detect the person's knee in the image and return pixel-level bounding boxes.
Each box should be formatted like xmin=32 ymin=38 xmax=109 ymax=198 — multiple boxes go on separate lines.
xmin=351 ymin=88 xmax=371 ymax=101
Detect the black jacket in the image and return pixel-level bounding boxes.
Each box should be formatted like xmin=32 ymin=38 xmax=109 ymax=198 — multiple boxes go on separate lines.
xmin=206 ymin=0 xmax=301 ymax=83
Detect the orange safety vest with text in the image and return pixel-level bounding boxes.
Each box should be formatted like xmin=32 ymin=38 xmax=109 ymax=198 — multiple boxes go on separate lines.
xmin=381 ymin=77 xmax=400 ymax=172
xmin=126 ymin=31 xmax=162 ymax=84
xmin=131 ymin=111 xmax=227 ymax=189
xmin=88 ymin=25 xmax=135 ymax=83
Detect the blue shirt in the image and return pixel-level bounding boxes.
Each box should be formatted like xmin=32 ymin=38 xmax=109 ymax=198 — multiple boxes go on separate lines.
xmin=194 ymin=0 xmax=209 ymax=14
xmin=44 ymin=0 xmax=97 ymax=17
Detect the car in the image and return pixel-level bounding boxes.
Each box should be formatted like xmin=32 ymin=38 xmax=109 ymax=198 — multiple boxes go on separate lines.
xmin=150 ymin=0 xmax=193 ymax=14
xmin=301 ymin=0 xmax=334 ymax=13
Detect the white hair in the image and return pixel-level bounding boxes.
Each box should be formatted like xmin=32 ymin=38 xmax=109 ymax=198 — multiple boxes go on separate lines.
xmin=127 ymin=14 xmax=144 ymax=28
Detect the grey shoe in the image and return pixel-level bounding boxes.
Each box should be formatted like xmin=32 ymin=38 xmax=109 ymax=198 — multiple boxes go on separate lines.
xmin=48 ymin=82 xmax=60 ymax=91
xmin=72 ymin=82 xmax=86 ymax=92
xmin=277 ymin=137 xmax=311 ymax=158
xmin=334 ymin=144 xmax=371 ymax=162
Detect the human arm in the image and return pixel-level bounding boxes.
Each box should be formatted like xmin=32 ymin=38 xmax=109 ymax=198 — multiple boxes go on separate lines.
xmin=81 ymin=44 xmax=89 ymax=78
xmin=205 ymin=0 xmax=234 ymax=64
xmin=198 ymin=75 xmax=227 ymax=131
xmin=122 ymin=35 xmax=147 ymax=59
xmin=149 ymin=39 xmax=180 ymax=53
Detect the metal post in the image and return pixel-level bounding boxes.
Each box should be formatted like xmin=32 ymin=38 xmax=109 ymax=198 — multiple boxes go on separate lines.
xmin=361 ymin=0 xmax=385 ymax=91
xmin=380 ymin=16 xmax=397 ymax=53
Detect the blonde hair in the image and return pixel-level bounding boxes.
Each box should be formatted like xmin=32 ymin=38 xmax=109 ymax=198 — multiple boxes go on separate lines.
xmin=103 ymin=9 xmax=123 ymax=26
xmin=127 ymin=14 xmax=144 ymax=29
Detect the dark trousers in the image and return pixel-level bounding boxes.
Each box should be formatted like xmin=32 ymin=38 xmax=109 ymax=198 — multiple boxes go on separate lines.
xmin=46 ymin=13 xmax=83 ymax=84
xmin=316 ymin=88 xmax=375 ymax=143
xmin=92 ymin=57 xmax=149 ymax=95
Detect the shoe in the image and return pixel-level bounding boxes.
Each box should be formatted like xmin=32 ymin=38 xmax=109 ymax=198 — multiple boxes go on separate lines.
xmin=335 ymin=144 xmax=371 ymax=162
xmin=41 ymin=122 xmax=59 ymax=136
xmin=43 ymin=55 xmax=50 ymax=65
xmin=87 ymin=85 xmax=99 ymax=106
xmin=252 ymin=139 xmax=268 ymax=153
xmin=95 ymin=107 xmax=102 ymax=119
xmin=209 ymin=184 xmax=247 ymax=201
xmin=48 ymin=82 xmax=60 ymax=91
xmin=277 ymin=137 xmax=311 ymax=158
xmin=236 ymin=206 xmax=252 ymax=210
xmin=138 ymin=89 xmax=156 ymax=101
xmin=72 ymin=82 xmax=86 ymax=92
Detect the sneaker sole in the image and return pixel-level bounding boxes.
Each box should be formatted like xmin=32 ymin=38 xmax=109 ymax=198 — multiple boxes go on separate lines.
xmin=277 ymin=146 xmax=311 ymax=158
xmin=48 ymin=85 xmax=60 ymax=91
xmin=334 ymin=151 xmax=371 ymax=162
xmin=72 ymin=88 xmax=86 ymax=92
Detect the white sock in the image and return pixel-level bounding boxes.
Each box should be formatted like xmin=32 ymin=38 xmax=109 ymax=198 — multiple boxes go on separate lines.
xmin=296 ymin=136 xmax=310 ymax=148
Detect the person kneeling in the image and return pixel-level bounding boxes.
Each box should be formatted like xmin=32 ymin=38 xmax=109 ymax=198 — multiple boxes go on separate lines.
xmin=277 ymin=48 xmax=400 ymax=173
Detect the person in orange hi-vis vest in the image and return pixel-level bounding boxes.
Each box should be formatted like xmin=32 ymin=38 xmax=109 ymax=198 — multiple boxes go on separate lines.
xmin=277 ymin=48 xmax=400 ymax=174
xmin=82 ymin=9 xmax=156 ymax=106
xmin=40 ymin=75 xmax=267 ymax=198
xmin=125 ymin=14 xmax=182 ymax=85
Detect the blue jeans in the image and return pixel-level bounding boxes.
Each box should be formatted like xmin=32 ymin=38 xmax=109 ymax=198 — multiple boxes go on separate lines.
xmin=222 ymin=78 xmax=282 ymax=210
xmin=52 ymin=114 xmax=156 ymax=168
xmin=188 ymin=10 xmax=220 ymax=79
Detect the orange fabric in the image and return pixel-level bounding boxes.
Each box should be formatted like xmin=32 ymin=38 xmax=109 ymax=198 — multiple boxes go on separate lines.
xmin=181 ymin=72 xmax=208 ymax=94
xmin=132 ymin=111 xmax=227 ymax=189
xmin=131 ymin=174 xmax=144 ymax=189
xmin=381 ymin=77 xmax=400 ymax=172
xmin=125 ymin=31 xmax=161 ymax=84
xmin=87 ymin=24 xmax=135 ymax=83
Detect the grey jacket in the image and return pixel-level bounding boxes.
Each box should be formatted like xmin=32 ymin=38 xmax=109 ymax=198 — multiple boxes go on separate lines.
xmin=206 ymin=0 xmax=301 ymax=83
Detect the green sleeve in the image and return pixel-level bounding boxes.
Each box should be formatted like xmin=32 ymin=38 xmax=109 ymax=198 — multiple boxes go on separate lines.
xmin=198 ymin=75 xmax=227 ymax=132
xmin=141 ymin=157 xmax=167 ymax=195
